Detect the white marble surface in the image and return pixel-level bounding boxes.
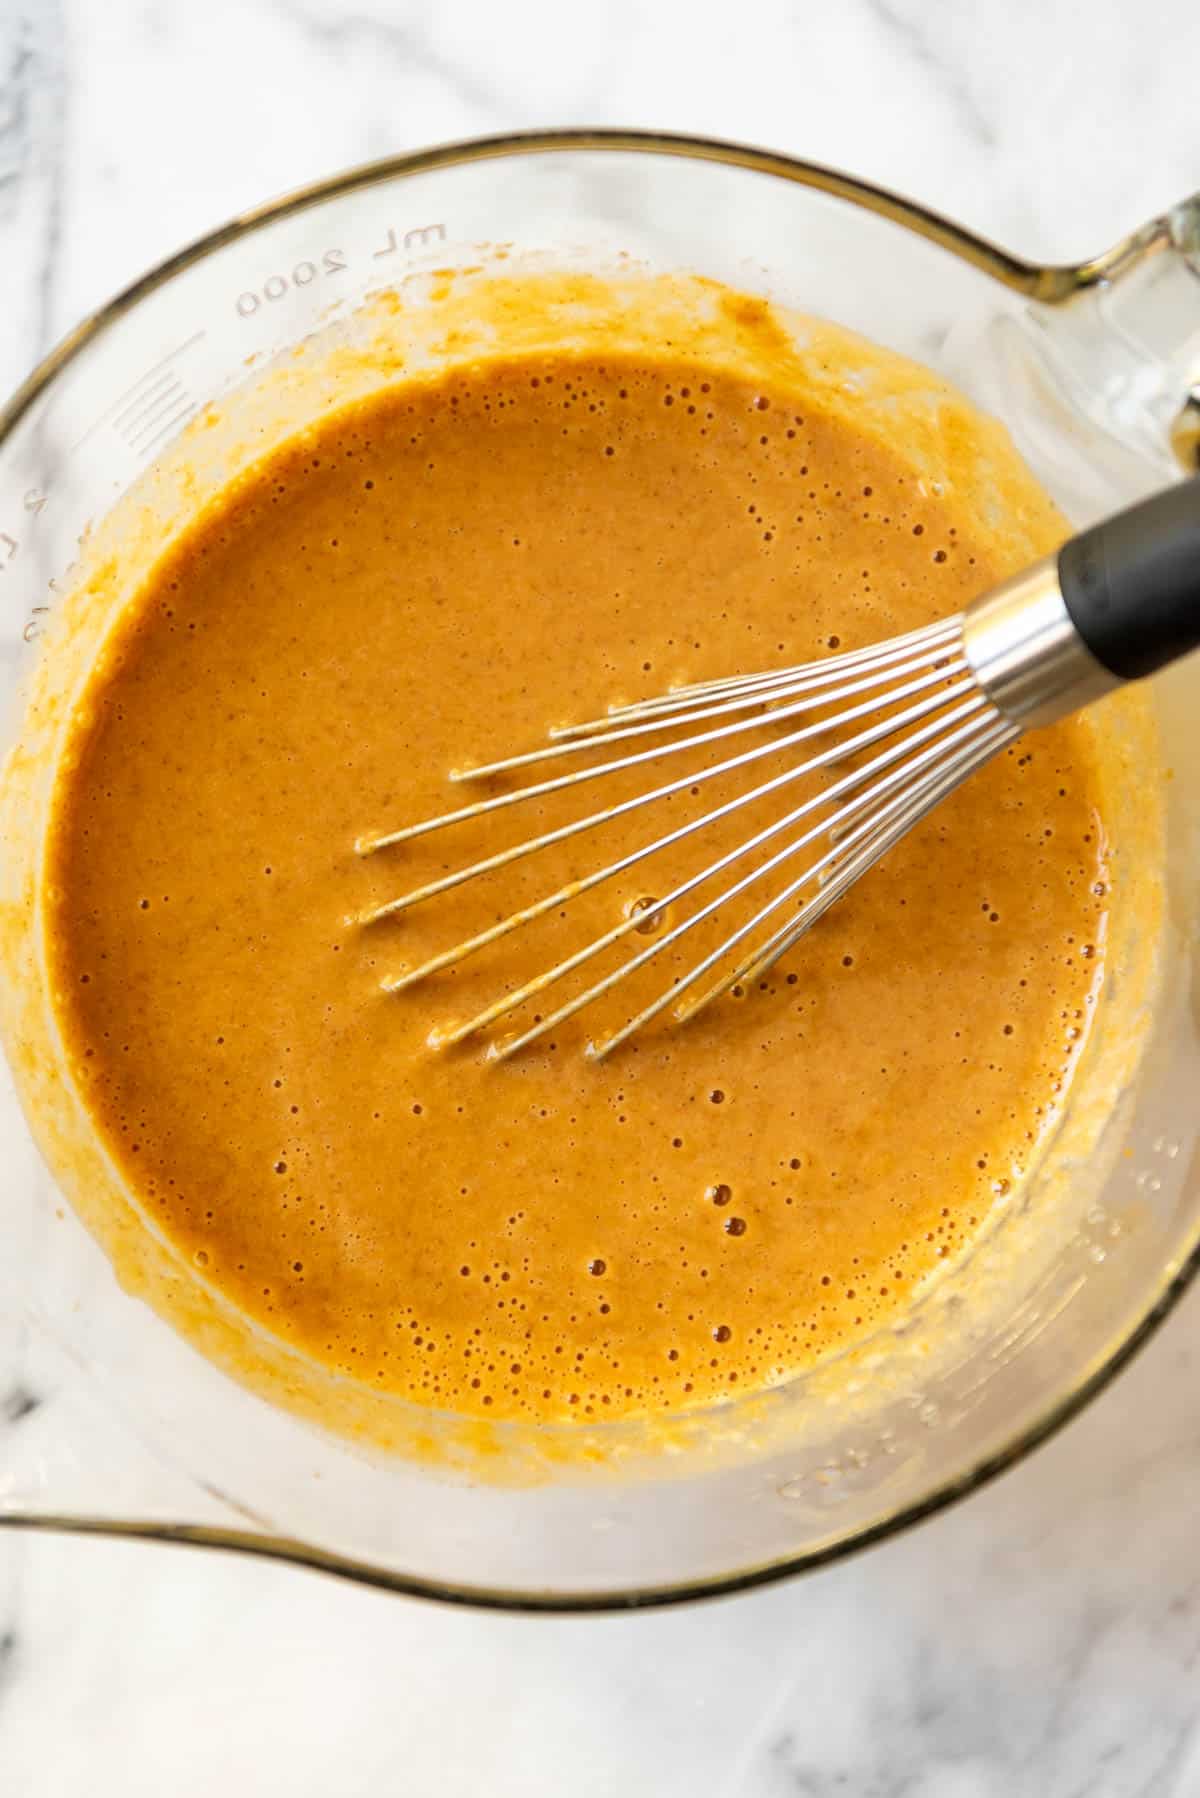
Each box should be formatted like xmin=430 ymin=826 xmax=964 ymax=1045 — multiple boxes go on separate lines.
xmin=3 ymin=0 xmax=1200 ymax=1791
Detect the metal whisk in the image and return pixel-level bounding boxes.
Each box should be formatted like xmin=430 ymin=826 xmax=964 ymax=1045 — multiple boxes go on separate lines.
xmin=356 ymin=479 xmax=1200 ymax=1059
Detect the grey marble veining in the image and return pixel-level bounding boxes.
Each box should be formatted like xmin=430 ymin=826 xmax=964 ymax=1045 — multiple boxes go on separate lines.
xmin=0 ymin=1 xmax=64 ymax=396
xmin=2 ymin=1 xmax=1200 ymax=1793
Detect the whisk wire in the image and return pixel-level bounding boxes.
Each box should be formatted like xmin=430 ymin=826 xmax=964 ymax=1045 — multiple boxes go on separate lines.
xmin=469 ymin=698 xmax=1001 ymax=1062
xmin=385 ymin=682 xmax=989 ymax=1009
xmin=641 ymin=615 xmax=962 ymax=704
xmin=668 ymin=714 xmax=1017 ymax=1035
xmin=354 ymin=658 xmax=974 ymax=923
xmin=448 ymin=647 xmax=969 ymax=785
xmin=355 ymin=613 xmax=1024 ymax=1056
xmin=550 ymin=618 xmax=963 ymax=741
xmin=582 ymin=709 xmax=1011 ymax=1060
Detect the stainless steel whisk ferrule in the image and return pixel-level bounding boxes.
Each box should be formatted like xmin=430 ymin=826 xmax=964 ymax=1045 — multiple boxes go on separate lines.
xmin=961 ymin=557 xmax=1118 ymax=729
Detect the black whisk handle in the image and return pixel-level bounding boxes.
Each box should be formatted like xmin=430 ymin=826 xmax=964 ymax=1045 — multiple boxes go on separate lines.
xmin=1058 ymin=475 xmax=1200 ymax=681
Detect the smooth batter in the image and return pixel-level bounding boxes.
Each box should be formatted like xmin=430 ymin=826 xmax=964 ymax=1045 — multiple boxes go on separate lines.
xmin=43 ymin=335 xmax=1109 ymax=1425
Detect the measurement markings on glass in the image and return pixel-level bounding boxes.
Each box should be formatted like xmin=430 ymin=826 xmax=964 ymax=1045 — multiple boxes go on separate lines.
xmin=2 ymin=489 xmax=54 ymax=641
xmin=70 ymin=328 xmax=207 ymax=455
xmin=371 ymin=222 xmax=447 ymax=259
xmin=4 ymin=334 xmax=206 ymax=641
xmin=12 ymin=221 xmax=451 ymax=639
xmin=232 ymin=222 xmax=447 ymax=317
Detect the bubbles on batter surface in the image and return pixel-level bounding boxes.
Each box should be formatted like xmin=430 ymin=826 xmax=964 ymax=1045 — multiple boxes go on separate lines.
xmin=43 ymin=342 xmax=1117 ymax=1427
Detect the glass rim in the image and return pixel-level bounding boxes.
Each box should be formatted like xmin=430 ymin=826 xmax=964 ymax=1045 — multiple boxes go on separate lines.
xmin=0 ymin=125 xmax=1145 ymax=451
xmin=1 ymin=127 xmax=1194 ymax=1614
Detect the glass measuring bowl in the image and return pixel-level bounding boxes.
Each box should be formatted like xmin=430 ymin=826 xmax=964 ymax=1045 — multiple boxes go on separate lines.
xmin=0 ymin=132 xmax=1198 ymax=1611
